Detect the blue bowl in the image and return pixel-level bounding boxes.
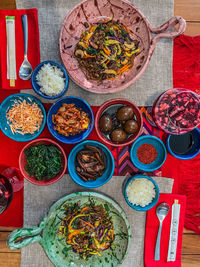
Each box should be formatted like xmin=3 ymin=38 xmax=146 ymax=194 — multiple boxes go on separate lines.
xmin=0 ymin=93 xmax=46 ymax=142
xmin=68 ymin=140 xmax=115 ymax=188
xmin=31 ymin=60 xmax=69 ymax=99
xmin=166 ymin=128 xmax=200 ymax=160
xmin=47 ymin=96 xmax=94 ymax=144
xmin=124 ymin=174 xmax=159 ymax=211
xmin=130 ymin=135 xmax=167 ymax=172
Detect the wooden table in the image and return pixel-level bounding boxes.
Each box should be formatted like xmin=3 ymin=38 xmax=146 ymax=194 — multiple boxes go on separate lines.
xmin=0 ymin=0 xmax=200 ymax=266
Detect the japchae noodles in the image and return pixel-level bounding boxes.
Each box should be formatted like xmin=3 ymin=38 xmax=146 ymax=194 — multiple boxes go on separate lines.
xmin=74 ymin=19 xmax=140 ymax=82
xmin=58 ymin=202 xmax=114 ymax=259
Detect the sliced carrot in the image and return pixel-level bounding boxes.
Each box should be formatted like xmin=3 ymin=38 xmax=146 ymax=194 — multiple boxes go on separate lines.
xmin=67 ymin=228 xmax=84 ymax=240
xmin=89 ymin=25 xmax=98 ymax=33
xmin=79 ymin=218 xmax=94 ymax=228
xmin=80 ymin=206 xmax=90 ymax=213
xmin=123 ymin=25 xmax=130 ymax=33
xmin=84 ymin=54 xmax=96 ymax=58
xmin=113 ymin=25 xmax=120 ymax=32
xmin=102 ymin=46 xmax=111 ymax=55
xmin=105 ymin=60 xmax=110 ymax=65
xmin=109 ymin=229 xmax=114 ymax=240
xmin=117 ymin=64 xmax=130 ymax=74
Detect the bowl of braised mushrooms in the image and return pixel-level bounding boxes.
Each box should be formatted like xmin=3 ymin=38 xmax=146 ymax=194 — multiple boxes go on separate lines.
xmin=67 ymin=140 xmax=115 ymax=188
xmin=95 ymin=99 xmax=143 ymax=147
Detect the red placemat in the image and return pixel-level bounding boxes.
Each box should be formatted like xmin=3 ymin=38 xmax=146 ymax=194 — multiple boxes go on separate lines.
xmin=1 ymin=35 xmax=200 ymax=232
xmin=160 ymin=34 xmax=200 ymax=234
xmin=173 ymin=34 xmax=200 ymax=95
xmin=144 ymin=194 xmax=186 ymax=267
xmin=0 ymin=102 xmax=115 ymax=227
xmin=0 ymin=9 xmax=40 ymax=90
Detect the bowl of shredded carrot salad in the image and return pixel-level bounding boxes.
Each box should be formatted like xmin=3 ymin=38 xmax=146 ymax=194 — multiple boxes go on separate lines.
xmin=0 ymin=93 xmax=46 ymax=142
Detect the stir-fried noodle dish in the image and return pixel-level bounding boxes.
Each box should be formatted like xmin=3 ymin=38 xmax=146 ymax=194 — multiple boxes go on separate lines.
xmin=58 ymin=202 xmax=114 ymax=259
xmin=74 ymin=20 xmax=140 ymax=81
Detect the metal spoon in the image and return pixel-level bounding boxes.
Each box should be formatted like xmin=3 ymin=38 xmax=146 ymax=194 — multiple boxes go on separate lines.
xmin=19 ymin=15 xmax=33 ymax=80
xmin=154 ymin=202 xmax=170 ymax=261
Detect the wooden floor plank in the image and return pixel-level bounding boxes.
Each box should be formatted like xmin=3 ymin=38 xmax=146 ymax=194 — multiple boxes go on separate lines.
xmin=175 ymin=0 xmax=200 ymax=21
xmin=0 ymin=252 xmax=20 ymax=267
xmin=182 ymin=21 xmax=200 ymax=36
xmin=0 ymin=0 xmax=15 ymax=9
xmin=0 ymin=232 xmax=21 ymax=253
xmin=182 ymin=234 xmax=200 ymax=255
xmin=182 ymin=255 xmax=200 ymax=267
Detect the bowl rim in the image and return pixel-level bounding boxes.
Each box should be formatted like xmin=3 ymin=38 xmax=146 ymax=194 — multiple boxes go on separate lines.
xmin=19 ymin=138 xmax=67 ymax=186
xmin=166 ymin=128 xmax=200 ymax=160
xmin=130 ymin=135 xmax=167 ymax=171
xmin=67 ymin=140 xmax=115 ymax=188
xmin=0 ymin=93 xmax=46 ymax=142
xmin=47 ymin=96 xmax=94 ymax=144
xmin=31 ymin=60 xmax=69 ymax=100
xmin=95 ymin=98 xmax=143 ymax=147
xmin=124 ymin=174 xmax=160 ymax=211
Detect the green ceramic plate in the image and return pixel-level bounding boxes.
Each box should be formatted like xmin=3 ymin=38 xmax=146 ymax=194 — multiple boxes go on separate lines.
xmin=7 ymin=192 xmax=131 ymax=267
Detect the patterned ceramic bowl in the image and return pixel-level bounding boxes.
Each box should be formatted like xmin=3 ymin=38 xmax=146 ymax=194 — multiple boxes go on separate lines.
xmin=59 ymin=0 xmax=185 ymax=93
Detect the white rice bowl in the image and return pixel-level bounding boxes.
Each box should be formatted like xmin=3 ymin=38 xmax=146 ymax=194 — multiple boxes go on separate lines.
xmin=36 ymin=63 xmax=65 ymax=97
xmin=126 ymin=178 xmax=156 ymax=207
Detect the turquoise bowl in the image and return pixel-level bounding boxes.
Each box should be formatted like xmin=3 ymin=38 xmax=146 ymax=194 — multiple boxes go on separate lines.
xmin=124 ymin=174 xmax=159 ymax=211
xmin=68 ymin=140 xmax=115 ymax=188
xmin=0 ymin=93 xmax=46 ymax=142
xmin=166 ymin=128 xmax=200 ymax=160
xmin=130 ymin=135 xmax=167 ymax=172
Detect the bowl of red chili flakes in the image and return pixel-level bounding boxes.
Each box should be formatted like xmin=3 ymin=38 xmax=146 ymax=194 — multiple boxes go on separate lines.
xmin=130 ymin=135 xmax=167 ymax=172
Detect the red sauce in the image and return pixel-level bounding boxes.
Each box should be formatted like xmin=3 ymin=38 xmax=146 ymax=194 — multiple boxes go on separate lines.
xmin=137 ymin=143 xmax=157 ymax=164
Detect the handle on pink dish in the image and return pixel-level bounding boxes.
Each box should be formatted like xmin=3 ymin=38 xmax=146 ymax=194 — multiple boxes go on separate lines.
xmin=150 ymin=16 xmax=186 ymax=43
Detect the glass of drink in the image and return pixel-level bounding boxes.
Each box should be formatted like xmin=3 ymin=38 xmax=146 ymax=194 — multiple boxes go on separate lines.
xmin=0 ymin=167 xmax=23 ymax=214
xmin=152 ymin=88 xmax=200 ymax=134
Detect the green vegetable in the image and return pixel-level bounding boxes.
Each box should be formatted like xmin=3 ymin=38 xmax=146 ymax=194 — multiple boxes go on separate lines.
xmin=24 ymin=144 xmax=62 ymax=180
xmin=121 ymin=29 xmax=128 ymax=38
xmin=86 ymin=46 xmax=97 ymax=56
xmin=109 ymin=28 xmax=114 ymax=36
xmin=96 ymin=23 xmax=105 ymax=31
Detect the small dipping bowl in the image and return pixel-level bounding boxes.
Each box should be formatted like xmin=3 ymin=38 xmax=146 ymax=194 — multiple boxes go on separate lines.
xmin=47 ymin=96 xmax=94 ymax=144
xmin=124 ymin=174 xmax=159 ymax=211
xmin=68 ymin=140 xmax=115 ymax=188
xmin=31 ymin=60 xmax=69 ymax=99
xmin=19 ymin=138 xmax=67 ymax=186
xmin=130 ymin=135 xmax=167 ymax=172
xmin=95 ymin=98 xmax=143 ymax=147
xmin=166 ymin=128 xmax=200 ymax=160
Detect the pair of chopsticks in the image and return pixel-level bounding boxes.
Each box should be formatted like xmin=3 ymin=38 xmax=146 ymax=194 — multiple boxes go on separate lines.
xmin=6 ymin=15 xmax=16 ymax=87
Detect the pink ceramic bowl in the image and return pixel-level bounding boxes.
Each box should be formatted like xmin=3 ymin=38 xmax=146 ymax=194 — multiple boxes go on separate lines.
xmin=95 ymin=99 xmax=143 ymax=147
xmin=59 ymin=0 xmax=186 ymax=94
xmin=19 ymin=138 xmax=67 ymax=186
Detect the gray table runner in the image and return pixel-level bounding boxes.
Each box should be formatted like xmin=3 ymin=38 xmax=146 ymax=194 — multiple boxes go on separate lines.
xmin=16 ymin=0 xmax=174 ymax=106
xmin=15 ymin=0 xmax=175 ymax=266
xmin=21 ymin=175 xmax=174 ymax=267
